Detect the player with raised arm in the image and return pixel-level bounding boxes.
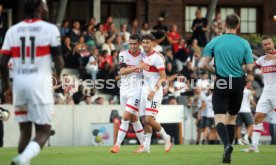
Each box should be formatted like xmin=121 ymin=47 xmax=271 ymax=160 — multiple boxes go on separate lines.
xmin=0 ymin=0 xmax=64 ymax=164
xmin=137 ymin=34 xmax=172 ymax=153
xmin=110 ymin=34 xmax=144 ymax=153
xmin=241 ymin=36 xmax=276 ymax=153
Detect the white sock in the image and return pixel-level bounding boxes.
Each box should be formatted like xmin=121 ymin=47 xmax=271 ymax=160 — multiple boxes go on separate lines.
xmin=158 ymin=127 xmax=168 ymax=140
xmin=115 ymin=120 xmax=129 ymax=146
xmin=143 ymin=133 xmax=152 ymax=149
xmin=19 ymin=141 xmax=41 ymax=164
xmin=252 ymin=123 xmax=263 ymax=148
xmin=132 ymin=120 xmax=144 ymax=145
xmin=244 ymin=133 xmax=249 ymax=140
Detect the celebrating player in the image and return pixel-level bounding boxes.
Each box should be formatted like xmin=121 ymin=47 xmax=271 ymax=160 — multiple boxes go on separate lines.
xmin=241 ymin=36 xmax=276 ymax=152
xmin=137 ymin=34 xmax=172 ymax=153
xmin=0 ymin=0 xmax=64 ymax=164
xmin=110 ymin=34 xmax=144 ymax=153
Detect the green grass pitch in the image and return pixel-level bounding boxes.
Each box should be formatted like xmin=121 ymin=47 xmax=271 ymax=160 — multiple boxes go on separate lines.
xmin=0 ymin=145 xmax=275 ymax=165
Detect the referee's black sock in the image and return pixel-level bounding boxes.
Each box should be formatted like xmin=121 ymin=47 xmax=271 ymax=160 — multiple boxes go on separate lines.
xmin=226 ymin=125 xmax=235 ymax=145
xmin=216 ymin=123 xmax=229 ymax=148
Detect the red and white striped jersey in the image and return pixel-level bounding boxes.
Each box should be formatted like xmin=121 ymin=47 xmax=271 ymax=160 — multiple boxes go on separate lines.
xmin=119 ymin=50 xmax=143 ymax=96
xmin=1 ymin=19 xmax=61 ymax=104
xmin=142 ymin=51 xmax=165 ymax=91
xmin=255 ymin=52 xmax=276 ymax=88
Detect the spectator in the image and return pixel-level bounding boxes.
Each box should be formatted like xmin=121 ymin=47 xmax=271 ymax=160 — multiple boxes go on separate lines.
xmin=95 ymin=23 xmax=107 ymax=47
xmin=98 ymin=50 xmax=113 ymax=70
xmin=128 ymin=18 xmax=141 ymax=35
xmin=167 ymin=24 xmax=181 ymax=53
xmin=174 ymin=38 xmax=194 ymax=72
xmin=210 ymin=12 xmax=225 ymax=39
xmin=190 ymin=9 xmax=208 ymax=47
xmin=114 ymin=35 xmax=127 ymax=51
xmin=166 ymin=62 xmax=178 ymax=82
xmin=59 ymin=20 xmax=70 ymax=40
xmin=181 ymin=61 xmax=196 ymax=81
xmin=86 ymin=48 xmax=99 ymax=80
xmin=103 ymin=16 xmax=113 ymax=32
xmin=192 ymin=39 xmax=202 ymax=66
xmin=79 ymin=95 xmax=92 ymax=105
xmin=164 ymin=48 xmax=178 ymax=72
xmin=94 ymin=96 xmax=104 ymax=105
xmin=84 ymin=25 xmax=96 ymax=50
xmin=72 ymin=85 xmax=85 ymax=104
xmin=151 ymin=17 xmax=169 ymax=49
xmin=62 ymin=36 xmax=73 ymax=55
xmin=75 ymin=36 xmax=89 ymax=57
xmin=64 ymin=47 xmax=81 ymax=69
xmin=108 ymin=22 xmax=119 ymax=43
xmin=102 ymin=36 xmax=115 ymax=55
xmin=111 ymin=50 xmax=119 ymax=66
xmin=140 ymin=22 xmax=151 ymax=35
xmin=84 ymin=17 xmax=97 ymax=32
xmin=168 ymin=96 xmax=178 ymax=105
xmin=68 ymin=20 xmax=81 ymax=45
xmin=120 ymin=23 xmax=131 ymax=45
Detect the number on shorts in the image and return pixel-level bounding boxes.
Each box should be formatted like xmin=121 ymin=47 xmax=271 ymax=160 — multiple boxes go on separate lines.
xmin=134 ymin=99 xmax=139 ymax=106
xmin=151 ymin=101 xmax=157 ymax=109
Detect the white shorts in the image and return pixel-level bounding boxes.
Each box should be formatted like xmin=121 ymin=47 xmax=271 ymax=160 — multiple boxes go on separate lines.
xmin=139 ymin=90 xmax=162 ymax=117
xmin=14 ymin=104 xmax=54 ymax=125
xmin=256 ymin=91 xmax=276 ymax=114
xmin=120 ymin=95 xmax=140 ymax=116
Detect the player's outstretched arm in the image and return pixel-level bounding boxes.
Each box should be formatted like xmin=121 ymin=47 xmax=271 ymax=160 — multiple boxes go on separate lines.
xmin=0 ymin=54 xmax=11 ymax=89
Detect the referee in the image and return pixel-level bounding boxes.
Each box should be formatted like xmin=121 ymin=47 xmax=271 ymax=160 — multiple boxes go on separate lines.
xmin=200 ymin=13 xmax=253 ymax=164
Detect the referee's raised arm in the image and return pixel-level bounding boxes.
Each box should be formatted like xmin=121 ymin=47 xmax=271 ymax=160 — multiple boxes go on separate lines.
xmin=200 ymin=13 xmax=254 ymax=164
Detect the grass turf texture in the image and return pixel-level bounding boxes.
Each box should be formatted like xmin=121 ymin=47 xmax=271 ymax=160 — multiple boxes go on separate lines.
xmin=0 ymin=145 xmax=275 ymax=165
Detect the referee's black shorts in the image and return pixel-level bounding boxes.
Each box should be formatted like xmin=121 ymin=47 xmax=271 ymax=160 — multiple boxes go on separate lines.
xmin=212 ymin=75 xmax=245 ymax=115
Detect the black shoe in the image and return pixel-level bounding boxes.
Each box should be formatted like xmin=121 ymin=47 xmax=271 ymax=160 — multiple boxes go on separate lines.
xmin=223 ymin=145 xmax=233 ymax=164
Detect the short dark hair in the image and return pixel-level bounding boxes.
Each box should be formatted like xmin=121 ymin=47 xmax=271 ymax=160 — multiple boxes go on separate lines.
xmin=141 ymin=34 xmax=155 ymax=41
xmin=225 ymin=13 xmax=240 ymax=29
xmin=261 ymin=35 xmax=272 ymax=41
xmin=129 ymin=34 xmax=140 ymax=42
xmin=24 ymin=0 xmax=43 ymax=17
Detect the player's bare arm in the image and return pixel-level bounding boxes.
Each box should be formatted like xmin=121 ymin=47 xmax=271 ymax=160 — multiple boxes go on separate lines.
xmin=147 ymin=70 xmax=166 ymax=101
xmin=199 ymin=56 xmax=216 ymax=74
xmin=0 ymin=55 xmax=11 ymax=89
xmin=119 ymin=64 xmax=143 ymax=75
xmin=51 ymin=46 xmax=64 ymax=81
xmin=245 ymin=63 xmax=253 ymax=75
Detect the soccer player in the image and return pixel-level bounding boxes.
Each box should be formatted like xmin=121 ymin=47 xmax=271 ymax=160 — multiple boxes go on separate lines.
xmin=137 ymin=34 xmax=172 ymax=153
xmin=241 ymin=36 xmax=276 ymax=152
xmin=0 ymin=0 xmax=64 ymax=164
xmin=236 ymin=81 xmax=255 ymax=145
xmin=110 ymin=34 xmax=144 ymax=153
xmin=201 ymin=13 xmax=253 ymax=163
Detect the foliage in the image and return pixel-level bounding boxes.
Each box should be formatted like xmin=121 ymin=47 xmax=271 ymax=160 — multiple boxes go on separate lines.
xmin=240 ymin=34 xmax=276 ymax=47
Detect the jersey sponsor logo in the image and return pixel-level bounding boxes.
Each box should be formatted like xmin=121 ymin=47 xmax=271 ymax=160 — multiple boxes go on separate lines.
xmin=263 ymin=65 xmax=276 ymax=73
